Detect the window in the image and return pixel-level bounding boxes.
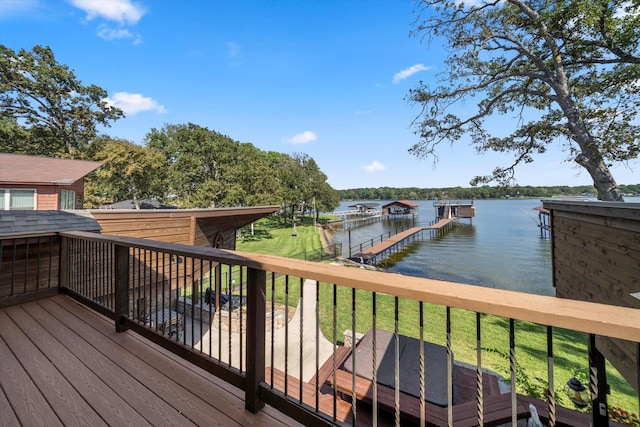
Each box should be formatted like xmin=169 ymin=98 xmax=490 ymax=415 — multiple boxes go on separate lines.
xmin=60 ymin=190 xmax=76 ymax=209
xmin=0 ymin=189 xmax=36 ymax=210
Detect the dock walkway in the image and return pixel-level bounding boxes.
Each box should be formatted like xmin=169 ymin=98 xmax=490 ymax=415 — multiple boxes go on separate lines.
xmin=352 ymin=226 xmax=425 ymax=261
xmin=426 ymin=217 xmax=456 ymax=230
xmin=351 ymin=218 xmax=457 ymax=264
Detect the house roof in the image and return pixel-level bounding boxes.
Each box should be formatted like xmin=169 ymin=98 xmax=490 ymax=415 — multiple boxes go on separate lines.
xmin=0 ymin=153 xmax=102 ymax=185
xmin=382 ymin=200 xmax=419 ymax=209
xmin=105 ymin=199 xmax=178 ymax=209
xmin=0 ymin=210 xmax=102 ymax=237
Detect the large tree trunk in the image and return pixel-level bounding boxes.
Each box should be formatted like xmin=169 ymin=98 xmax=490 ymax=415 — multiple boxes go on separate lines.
xmin=575 ymin=153 xmax=623 ymax=201
xmin=560 ymin=97 xmax=624 ymax=202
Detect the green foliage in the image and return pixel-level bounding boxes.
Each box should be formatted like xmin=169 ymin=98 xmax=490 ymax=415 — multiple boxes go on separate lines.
xmin=84 ymin=137 xmax=167 ymax=207
xmin=145 ymin=123 xmax=339 ymax=211
xmin=410 ymin=1 xmax=640 ymax=201
xmin=0 ymin=45 xmax=123 ymax=157
xmin=336 ymin=184 xmax=629 ymax=200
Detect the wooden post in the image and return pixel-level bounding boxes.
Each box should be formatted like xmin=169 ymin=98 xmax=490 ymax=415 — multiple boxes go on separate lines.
xmin=589 ymin=334 xmax=609 ymax=427
xmin=58 ymin=235 xmax=68 ymax=291
xmin=114 ymin=244 xmax=130 ymax=332
xmin=245 ymin=266 xmax=266 ymax=413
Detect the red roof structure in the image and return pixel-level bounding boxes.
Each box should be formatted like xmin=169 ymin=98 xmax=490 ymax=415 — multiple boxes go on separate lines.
xmin=0 ymin=153 xmax=102 ymax=185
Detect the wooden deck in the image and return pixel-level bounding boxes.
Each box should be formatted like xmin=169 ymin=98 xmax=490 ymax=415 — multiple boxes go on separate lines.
xmin=0 ymin=295 xmax=300 ymax=427
xmin=425 ymin=217 xmax=456 ymax=230
xmin=351 ymin=226 xmax=427 ymax=262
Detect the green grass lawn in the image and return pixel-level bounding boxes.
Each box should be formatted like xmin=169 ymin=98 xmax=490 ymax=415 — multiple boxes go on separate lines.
xmin=237 ymin=220 xmax=322 ymax=258
xmin=235 ymin=219 xmax=639 ymax=419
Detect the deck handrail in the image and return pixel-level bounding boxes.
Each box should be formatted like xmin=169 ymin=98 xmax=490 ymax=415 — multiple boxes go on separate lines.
xmin=60 ymin=230 xmax=640 ymax=342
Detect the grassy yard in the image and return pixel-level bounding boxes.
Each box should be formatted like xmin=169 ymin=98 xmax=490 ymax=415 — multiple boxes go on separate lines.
xmin=234 ymin=219 xmax=638 ymax=419
xmin=237 ymin=220 xmax=323 ymax=258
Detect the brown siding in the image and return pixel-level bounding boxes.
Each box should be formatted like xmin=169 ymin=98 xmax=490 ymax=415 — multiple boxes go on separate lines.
xmin=37 ymin=185 xmax=59 ymax=210
xmin=97 ymin=217 xmax=193 ymax=244
xmin=194 ymin=218 xmax=236 ymax=249
xmin=547 ymin=201 xmax=640 ymax=393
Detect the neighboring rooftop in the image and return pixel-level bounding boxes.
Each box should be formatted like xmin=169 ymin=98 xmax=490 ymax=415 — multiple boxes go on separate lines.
xmin=104 ymin=199 xmax=177 ymax=209
xmin=0 ymin=210 xmax=101 ymax=237
xmin=0 ymin=153 xmax=102 ymax=185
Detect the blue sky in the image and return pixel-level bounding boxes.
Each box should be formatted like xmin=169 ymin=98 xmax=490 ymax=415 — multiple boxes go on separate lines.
xmin=1 ymin=0 xmax=638 ymax=190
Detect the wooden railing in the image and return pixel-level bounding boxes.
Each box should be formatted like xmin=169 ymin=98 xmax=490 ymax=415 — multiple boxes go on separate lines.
xmin=48 ymin=231 xmax=640 ymax=426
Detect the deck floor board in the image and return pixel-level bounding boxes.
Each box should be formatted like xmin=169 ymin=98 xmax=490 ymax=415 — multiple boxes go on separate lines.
xmin=0 ymin=295 xmax=299 ymax=427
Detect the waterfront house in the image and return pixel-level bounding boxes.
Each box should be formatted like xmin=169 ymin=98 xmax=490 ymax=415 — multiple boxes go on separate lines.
xmin=0 ymin=153 xmax=102 ymax=210
xmin=382 ymin=200 xmax=419 ymax=216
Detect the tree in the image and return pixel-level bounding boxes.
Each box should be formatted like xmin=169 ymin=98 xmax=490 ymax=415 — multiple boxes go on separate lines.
xmin=409 ymin=0 xmax=640 ymax=201
xmin=0 ymin=45 xmax=123 ymax=157
xmin=85 ymin=137 xmax=167 ymax=208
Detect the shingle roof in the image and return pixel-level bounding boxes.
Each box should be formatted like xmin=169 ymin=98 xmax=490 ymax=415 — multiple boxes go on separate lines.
xmin=0 ymin=153 xmax=102 ymax=185
xmin=381 ymin=200 xmax=419 ymax=209
xmin=0 ymin=210 xmax=101 ymax=237
xmin=106 ymin=199 xmax=177 ymax=209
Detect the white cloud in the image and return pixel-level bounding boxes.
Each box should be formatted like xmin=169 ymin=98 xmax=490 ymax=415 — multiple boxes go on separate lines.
xmin=97 ymin=24 xmax=141 ymax=44
xmin=0 ymin=0 xmax=40 ymax=17
xmin=69 ymin=0 xmax=146 ymax=25
xmin=392 ymin=64 xmax=431 ymax=84
xmin=362 ymin=161 xmax=387 ymax=173
xmin=285 ymin=130 xmax=318 ymax=145
xmin=104 ymin=92 xmax=166 ymax=115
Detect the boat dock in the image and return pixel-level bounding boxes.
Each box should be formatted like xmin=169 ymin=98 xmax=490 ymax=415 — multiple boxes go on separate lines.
xmin=350 ymin=218 xmax=456 ymax=265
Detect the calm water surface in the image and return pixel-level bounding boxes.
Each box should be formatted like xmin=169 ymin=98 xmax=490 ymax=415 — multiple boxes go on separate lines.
xmin=333 ymin=199 xmax=555 ymax=296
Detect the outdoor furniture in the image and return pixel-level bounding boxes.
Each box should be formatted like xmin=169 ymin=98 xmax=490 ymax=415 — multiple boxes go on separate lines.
xmin=149 ymin=309 xmax=183 ymax=340
xmin=341 ymin=329 xmax=455 ymax=407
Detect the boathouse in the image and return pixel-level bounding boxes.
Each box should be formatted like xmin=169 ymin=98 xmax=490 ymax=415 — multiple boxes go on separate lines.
xmin=346 ymin=202 xmax=380 ymax=214
xmin=433 ymin=200 xmax=475 ymax=220
xmin=382 ymin=200 xmax=419 ymax=216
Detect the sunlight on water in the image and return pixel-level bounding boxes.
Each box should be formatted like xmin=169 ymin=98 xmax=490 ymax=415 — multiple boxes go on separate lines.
xmin=333 ymin=199 xmax=554 ymax=295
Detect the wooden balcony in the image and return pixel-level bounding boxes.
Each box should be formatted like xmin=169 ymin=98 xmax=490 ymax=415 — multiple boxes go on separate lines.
xmin=0 ymin=294 xmax=298 ymax=427
xmin=1 ymin=218 xmax=639 ymax=426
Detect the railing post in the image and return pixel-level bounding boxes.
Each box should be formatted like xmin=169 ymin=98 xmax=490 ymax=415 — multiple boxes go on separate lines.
xmin=59 ymin=235 xmax=68 ymax=291
xmin=114 ymin=244 xmax=130 ymax=332
xmin=245 ymin=266 xmax=266 ymax=413
xmin=589 ymin=334 xmax=609 ymax=427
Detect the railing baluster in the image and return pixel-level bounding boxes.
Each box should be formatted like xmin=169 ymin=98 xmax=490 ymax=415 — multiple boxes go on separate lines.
xmin=240 ymin=266 xmax=244 ymax=371
xmin=270 ymin=271 xmax=275 ymax=389
xmin=227 ymin=266 xmax=232 ymax=367
xmin=547 ymin=325 xmax=556 ymax=427
xmin=332 ymin=283 xmax=337 ymax=422
xmin=22 ymin=238 xmax=31 ymax=294
xmin=476 ymin=312 xmax=483 ymax=427
xmin=284 ymin=274 xmax=289 ymax=396
xmin=299 ymin=277 xmax=304 ymax=405
xmin=420 ymin=301 xmax=425 ymax=427
xmin=394 ymin=296 xmax=400 ymax=427
xmin=510 ymin=318 xmax=517 ymax=426
xmin=372 ymin=292 xmax=378 ymax=427
xmin=351 ymin=287 xmax=357 ymax=426
xmin=447 ymin=306 xmax=453 ymax=427
xmin=36 ymin=237 xmax=41 ymax=289
xmin=314 ymin=279 xmax=320 ymax=412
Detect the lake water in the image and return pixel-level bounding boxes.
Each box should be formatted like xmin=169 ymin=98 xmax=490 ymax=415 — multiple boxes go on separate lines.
xmin=332 ymin=199 xmax=557 ymax=296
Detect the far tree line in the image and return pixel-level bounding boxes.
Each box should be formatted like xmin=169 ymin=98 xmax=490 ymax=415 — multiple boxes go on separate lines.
xmin=0 ymin=45 xmax=339 ymax=219
xmin=338 ymin=184 xmax=640 ymax=202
